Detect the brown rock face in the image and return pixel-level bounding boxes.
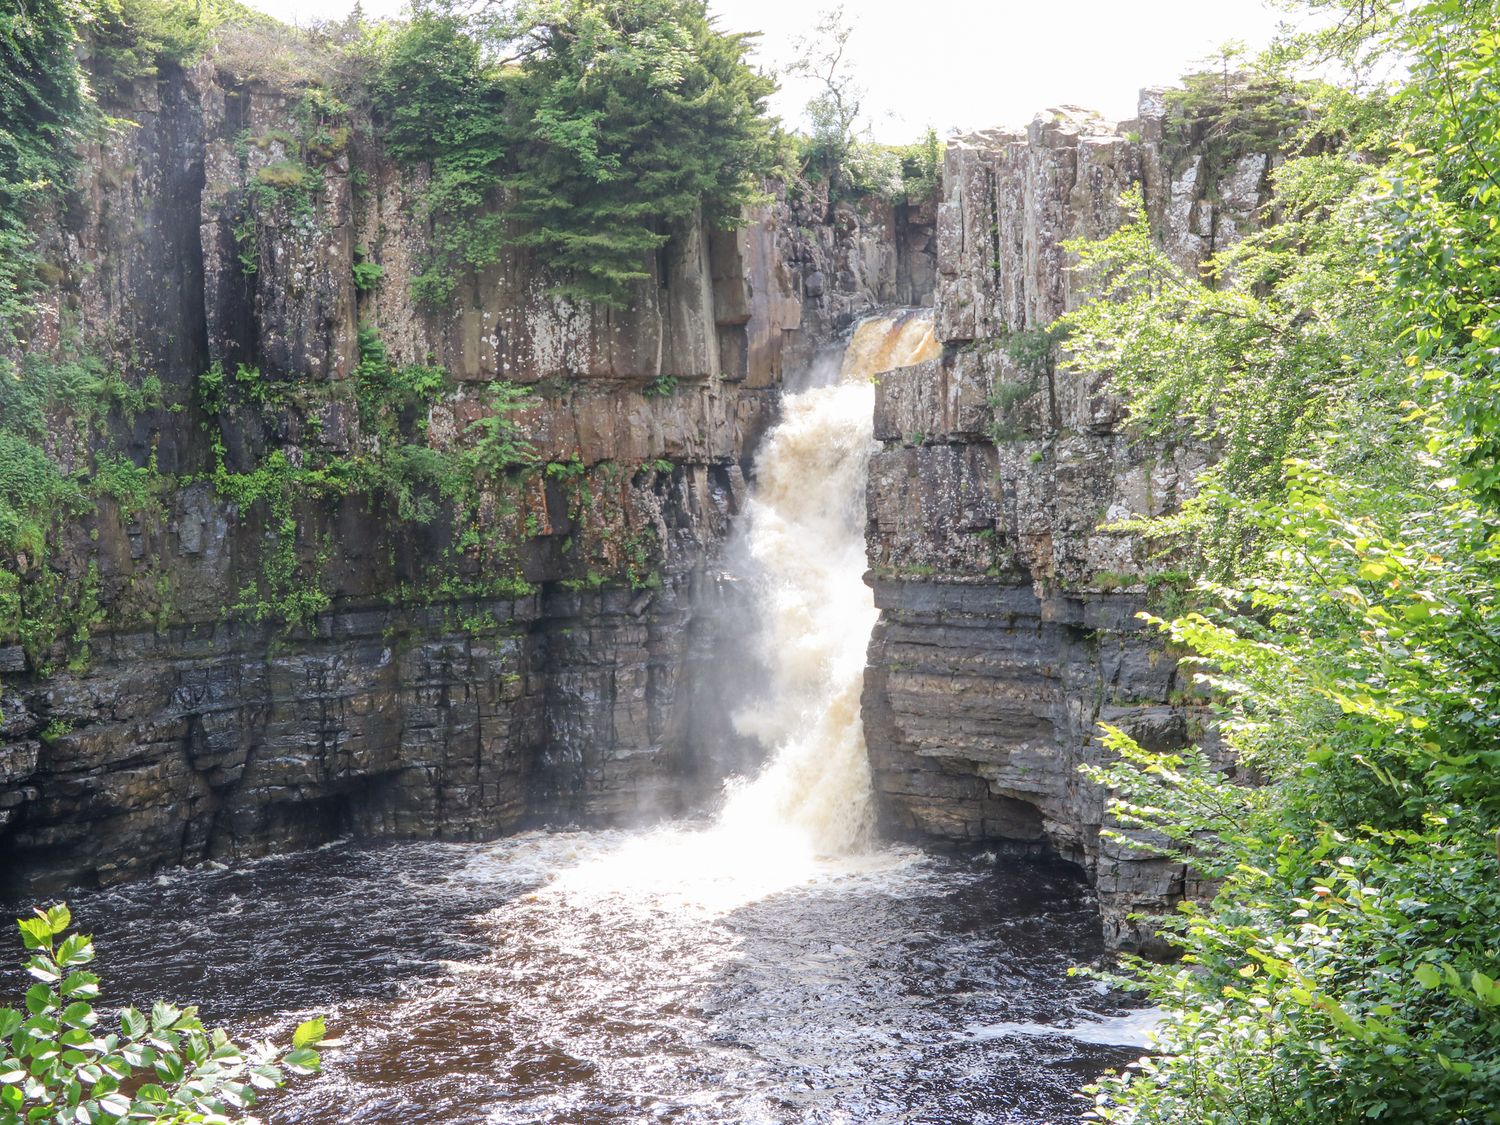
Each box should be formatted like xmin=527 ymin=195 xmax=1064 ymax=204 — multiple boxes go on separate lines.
xmin=862 ymin=99 xmax=1275 ymax=951
xmin=0 ymin=57 xmax=936 ymax=895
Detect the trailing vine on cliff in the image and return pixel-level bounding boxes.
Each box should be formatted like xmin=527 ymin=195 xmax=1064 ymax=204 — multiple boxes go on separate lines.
xmin=0 ymin=0 xmax=90 ymax=368
xmin=197 ymin=324 xmax=541 ymax=633
xmin=0 ymin=352 xmax=166 ymax=671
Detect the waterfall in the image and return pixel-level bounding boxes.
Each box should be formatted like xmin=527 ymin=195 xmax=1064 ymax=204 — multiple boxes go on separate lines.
xmin=717 ymin=312 xmax=941 ymax=856
xmin=59 ymin=306 xmax=1136 ymax=1124
xmin=527 ymin=312 xmax=941 ymax=912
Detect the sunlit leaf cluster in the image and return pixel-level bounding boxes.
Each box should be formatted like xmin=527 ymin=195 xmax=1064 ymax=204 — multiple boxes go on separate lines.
xmin=1 ymin=905 xmax=325 ymax=1125
xmin=1066 ymin=2 xmax=1500 ymax=1122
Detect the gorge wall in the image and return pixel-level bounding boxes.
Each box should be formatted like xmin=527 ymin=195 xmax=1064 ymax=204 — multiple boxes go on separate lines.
xmin=862 ymin=97 xmax=1277 ymax=950
xmin=0 ymin=41 xmax=935 ymax=893
xmin=0 ymin=17 xmax=1277 ymax=953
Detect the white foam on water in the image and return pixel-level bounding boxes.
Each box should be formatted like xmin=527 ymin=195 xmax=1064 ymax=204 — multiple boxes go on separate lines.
xmin=963 ymin=1007 xmax=1165 ymax=1049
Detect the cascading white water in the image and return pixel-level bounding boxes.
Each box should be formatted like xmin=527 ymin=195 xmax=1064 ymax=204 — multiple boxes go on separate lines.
xmin=533 ymin=312 xmax=942 ymax=909
xmin=718 ymin=312 xmax=941 ymax=856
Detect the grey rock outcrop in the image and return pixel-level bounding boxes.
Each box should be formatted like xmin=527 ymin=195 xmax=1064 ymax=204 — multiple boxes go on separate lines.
xmin=862 ymin=99 xmax=1275 ymax=950
xmin=0 ymin=50 xmax=935 ymax=894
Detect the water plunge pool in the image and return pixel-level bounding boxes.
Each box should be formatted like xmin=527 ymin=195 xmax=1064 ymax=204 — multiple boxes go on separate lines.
xmin=4 ymin=828 xmax=1147 ymax=1124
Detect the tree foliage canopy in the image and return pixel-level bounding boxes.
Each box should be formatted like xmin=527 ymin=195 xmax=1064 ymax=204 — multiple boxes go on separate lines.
xmin=1064 ymin=2 xmax=1500 ymax=1121
xmin=369 ymin=0 xmax=775 ymax=306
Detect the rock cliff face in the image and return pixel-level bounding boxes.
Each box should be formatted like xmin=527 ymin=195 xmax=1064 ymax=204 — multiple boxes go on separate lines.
xmin=861 ymin=98 xmax=1276 ymax=950
xmin=4 ymin=35 xmax=1273 ymax=947
xmin=0 ymin=53 xmax=935 ymax=893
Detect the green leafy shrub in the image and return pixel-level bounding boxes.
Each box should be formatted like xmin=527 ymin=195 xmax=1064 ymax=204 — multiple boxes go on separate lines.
xmin=836 ymin=129 xmax=945 ymax=204
xmin=896 ymin=126 xmax=943 ymax=202
xmin=1063 ymin=4 xmax=1500 ymax=1123
xmin=351 ymin=247 xmax=382 ymax=292
xmin=984 ymin=326 xmax=1062 ymax=441
xmin=38 ymin=718 xmax=73 ymax=744
xmin=214 ymin=362 xmax=283 ymax=412
xmin=467 ymin=382 xmax=536 ymax=479
xmin=352 ymin=323 xmax=444 ymax=433
xmin=198 ymin=360 xmax=227 ymax=415
xmin=642 ymin=374 xmax=678 ymax=399
xmin=0 ymin=903 xmax=325 ymax=1124
xmin=90 ymin=453 xmax=165 ymax=522
xmin=1081 ymin=466 xmax=1500 ymax=1118
xmin=1003 ymin=324 xmax=1065 ymax=377
xmin=842 ymin=142 xmax=902 ymax=200
xmin=622 ymin=523 xmax=661 ymax=590
xmin=0 ymin=435 xmax=85 ymax=561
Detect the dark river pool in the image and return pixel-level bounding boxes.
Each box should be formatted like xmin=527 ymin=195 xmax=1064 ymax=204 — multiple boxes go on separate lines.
xmin=2 ymin=826 xmax=1154 ymax=1124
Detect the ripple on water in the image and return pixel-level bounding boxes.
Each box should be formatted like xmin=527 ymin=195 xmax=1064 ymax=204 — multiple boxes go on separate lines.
xmin=1 ymin=828 xmax=1150 ymax=1125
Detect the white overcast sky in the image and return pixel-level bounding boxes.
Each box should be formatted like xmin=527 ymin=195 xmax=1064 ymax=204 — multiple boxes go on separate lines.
xmin=244 ymin=0 xmax=1290 ymax=141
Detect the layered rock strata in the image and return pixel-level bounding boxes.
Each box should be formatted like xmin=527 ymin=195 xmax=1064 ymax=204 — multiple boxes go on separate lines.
xmin=862 ymin=99 xmax=1276 ymax=949
xmin=0 ymin=52 xmax=934 ymax=892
